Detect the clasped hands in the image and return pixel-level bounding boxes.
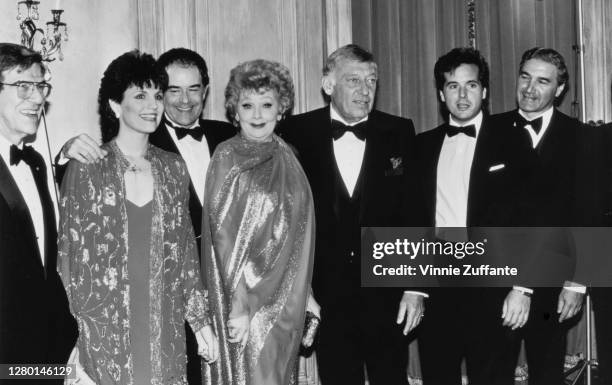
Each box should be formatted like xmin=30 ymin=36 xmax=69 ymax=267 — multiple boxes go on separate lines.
xmin=195 ymin=325 xmax=219 ymax=363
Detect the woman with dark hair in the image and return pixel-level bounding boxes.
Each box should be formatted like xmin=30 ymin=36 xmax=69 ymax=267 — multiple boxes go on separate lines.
xmin=58 ymin=50 xmax=217 ymax=385
xmin=201 ymin=59 xmax=317 ymax=384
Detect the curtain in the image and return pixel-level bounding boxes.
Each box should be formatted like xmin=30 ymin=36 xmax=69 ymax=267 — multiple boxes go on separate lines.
xmin=353 ymin=0 xmax=470 ymax=132
xmin=352 ymin=0 xmax=578 ymax=133
xmin=477 ymin=0 xmax=578 ymax=117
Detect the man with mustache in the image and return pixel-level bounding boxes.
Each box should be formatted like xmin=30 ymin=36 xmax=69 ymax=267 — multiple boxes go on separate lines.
xmin=280 ymin=44 xmax=422 ymax=385
xmin=0 ymin=43 xmax=77 ymax=384
xmin=494 ymin=47 xmax=583 ymax=385
xmin=59 ymin=48 xmax=234 ymax=384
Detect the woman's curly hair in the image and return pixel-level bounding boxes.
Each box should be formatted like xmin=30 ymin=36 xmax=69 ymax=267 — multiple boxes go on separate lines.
xmin=98 ymin=50 xmax=167 ymax=143
xmin=224 ymin=59 xmax=294 ymax=125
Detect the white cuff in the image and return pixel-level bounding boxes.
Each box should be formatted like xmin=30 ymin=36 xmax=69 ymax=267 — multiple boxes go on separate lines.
xmin=563 ymin=281 xmax=587 ymax=294
xmin=512 ymin=286 xmax=534 ymax=295
xmin=404 ymin=290 xmax=429 ymax=298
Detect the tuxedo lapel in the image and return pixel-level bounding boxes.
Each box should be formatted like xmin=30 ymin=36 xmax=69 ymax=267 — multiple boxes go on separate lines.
xmin=417 ymin=125 xmax=446 ymax=226
xmin=0 ymin=156 xmax=43 ymax=268
xmin=149 ymin=121 xmax=203 ymax=248
xmin=0 ymin=156 xmax=26 ymax=214
xmin=353 ymin=119 xmax=372 ymax=204
xmin=535 ymin=109 xmax=564 ymax=160
xmin=320 ymin=109 xmax=351 ymax=218
xmin=150 ymin=123 xmax=201 ymax=201
xmin=467 ymin=118 xmax=492 ymax=223
xmin=150 ymin=122 xmax=181 ymax=154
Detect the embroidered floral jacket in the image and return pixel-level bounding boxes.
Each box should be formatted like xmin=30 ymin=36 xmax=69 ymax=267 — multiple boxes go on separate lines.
xmin=58 ymin=141 xmax=208 ymax=385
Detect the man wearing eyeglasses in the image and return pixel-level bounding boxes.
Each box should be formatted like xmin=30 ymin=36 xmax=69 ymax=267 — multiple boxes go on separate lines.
xmin=0 ymin=43 xmax=77 ymax=384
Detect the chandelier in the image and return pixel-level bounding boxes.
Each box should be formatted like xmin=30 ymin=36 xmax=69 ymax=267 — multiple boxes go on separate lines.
xmin=17 ymin=0 xmax=68 ymax=62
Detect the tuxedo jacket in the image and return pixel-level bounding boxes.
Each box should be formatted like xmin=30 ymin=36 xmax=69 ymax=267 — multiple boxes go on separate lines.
xmin=415 ymin=115 xmax=532 ymax=288
xmin=280 ymin=106 xmax=417 ymax=312
xmin=416 ymin=115 xmax=529 ymax=228
xmin=142 ymin=118 xmax=234 ymax=253
xmin=494 ymin=109 xmax=581 ymax=226
xmin=0 ymin=156 xmax=77 ymax=371
xmin=492 ymin=109 xmax=581 ymax=288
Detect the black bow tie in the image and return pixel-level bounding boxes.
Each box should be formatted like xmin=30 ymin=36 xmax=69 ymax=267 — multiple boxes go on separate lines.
xmin=515 ymin=115 xmax=543 ymax=134
xmin=331 ymin=119 xmax=367 ymax=141
xmin=10 ymin=144 xmax=37 ymax=166
xmin=165 ymin=118 xmax=205 ymax=141
xmin=446 ymin=124 xmax=476 ymax=138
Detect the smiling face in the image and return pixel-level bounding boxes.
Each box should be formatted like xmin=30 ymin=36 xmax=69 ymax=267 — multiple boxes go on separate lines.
xmin=110 ymin=85 xmax=163 ymax=137
xmin=516 ymin=58 xmax=565 ymax=119
xmin=163 ymin=64 xmax=207 ymax=126
xmin=0 ymin=63 xmax=45 ymax=145
xmin=322 ymin=59 xmax=377 ymax=123
xmin=235 ymin=89 xmax=281 ymax=142
xmin=440 ymin=63 xmax=486 ymax=124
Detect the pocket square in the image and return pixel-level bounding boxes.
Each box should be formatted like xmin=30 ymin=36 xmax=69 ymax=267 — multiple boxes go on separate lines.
xmin=385 ymin=157 xmax=404 ymax=176
xmin=488 ymin=164 xmax=505 ymax=172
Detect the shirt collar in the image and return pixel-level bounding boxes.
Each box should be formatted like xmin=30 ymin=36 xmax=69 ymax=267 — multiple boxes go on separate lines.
xmin=448 ymin=110 xmax=483 ymax=137
xmin=330 ymin=104 xmax=369 ymax=126
xmin=518 ymin=106 xmax=554 ymax=132
xmin=164 ymin=112 xmax=200 ymax=129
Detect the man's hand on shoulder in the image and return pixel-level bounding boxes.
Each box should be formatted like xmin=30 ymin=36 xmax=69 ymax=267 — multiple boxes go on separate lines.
xmin=396 ymin=292 xmax=425 ymax=335
xmin=61 ymin=134 xmax=107 ymax=164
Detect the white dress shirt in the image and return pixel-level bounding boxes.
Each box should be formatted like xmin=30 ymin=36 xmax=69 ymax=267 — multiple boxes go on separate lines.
xmin=164 ymin=113 xmax=211 ymax=205
xmin=518 ymin=107 xmax=553 ymax=149
xmin=435 ymin=111 xmax=483 ymax=228
xmin=0 ymin=134 xmax=45 ymax=265
xmin=330 ymin=106 xmax=367 ymax=197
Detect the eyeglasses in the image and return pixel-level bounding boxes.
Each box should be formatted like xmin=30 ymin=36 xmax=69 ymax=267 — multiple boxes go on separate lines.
xmin=0 ymin=81 xmax=52 ymax=99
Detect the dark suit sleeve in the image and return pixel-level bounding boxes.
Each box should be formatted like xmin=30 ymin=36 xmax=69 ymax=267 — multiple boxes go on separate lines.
xmin=399 ymin=118 xmax=420 ymax=226
xmin=53 ymin=151 xmax=68 ymax=186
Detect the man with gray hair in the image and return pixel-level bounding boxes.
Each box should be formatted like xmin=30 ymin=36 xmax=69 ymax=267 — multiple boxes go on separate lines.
xmin=280 ymin=44 xmax=422 ymax=385
xmin=494 ymin=47 xmax=583 ymax=385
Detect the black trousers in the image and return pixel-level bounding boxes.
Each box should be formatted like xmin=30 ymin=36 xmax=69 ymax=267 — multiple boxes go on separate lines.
xmin=316 ymin=291 xmax=411 ymax=385
xmin=520 ymin=288 xmax=567 ymax=385
xmin=418 ymin=288 xmax=517 ymax=385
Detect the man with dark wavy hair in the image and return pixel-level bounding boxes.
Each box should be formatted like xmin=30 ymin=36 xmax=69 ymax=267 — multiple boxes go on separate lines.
xmin=0 ymin=43 xmax=77 ymax=384
xmin=416 ymin=47 xmax=532 ymax=385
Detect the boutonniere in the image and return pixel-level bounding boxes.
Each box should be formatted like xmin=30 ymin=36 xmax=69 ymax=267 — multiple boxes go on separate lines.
xmin=390 ymin=157 xmax=402 ymax=170
xmin=385 ymin=156 xmax=404 ymax=176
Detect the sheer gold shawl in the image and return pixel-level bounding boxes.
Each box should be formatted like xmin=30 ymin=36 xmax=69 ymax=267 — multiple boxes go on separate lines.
xmin=201 ymin=134 xmax=315 ymax=385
